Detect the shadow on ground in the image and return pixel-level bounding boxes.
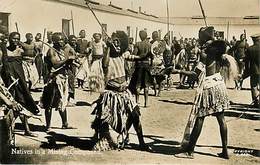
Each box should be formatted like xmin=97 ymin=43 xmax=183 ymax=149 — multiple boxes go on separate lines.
xmin=15 ymin=123 xmax=46 ymax=132
xmin=196 ymin=144 xmax=260 ymax=157
xmin=125 ymin=133 xmax=181 ymax=155
xmin=76 ymin=101 xmax=92 ymax=106
xmin=225 ymin=101 xmax=260 ymax=120
xmin=159 ymin=99 xmax=193 ymax=105
xmin=40 ymin=132 xmax=94 ymax=150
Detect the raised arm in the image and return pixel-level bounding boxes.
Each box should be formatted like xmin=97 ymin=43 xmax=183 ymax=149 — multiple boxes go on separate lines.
xmin=122 ymin=51 xmax=147 ymax=61
xmin=48 ymin=48 xmax=71 ymax=69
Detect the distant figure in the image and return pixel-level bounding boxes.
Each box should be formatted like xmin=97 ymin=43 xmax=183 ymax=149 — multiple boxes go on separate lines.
xmin=64 ymin=35 xmax=80 ymax=106
xmin=76 ymin=29 xmax=90 ymax=88
xmin=88 ymin=33 xmax=107 ymax=92
xmin=232 ymin=33 xmax=249 ymax=89
xmin=187 ymin=39 xmax=201 ymax=88
xmin=175 ymin=43 xmax=188 ymax=88
xmin=21 ymin=33 xmax=39 ymax=89
xmin=76 ymin=29 xmax=89 ymax=56
xmin=125 ymin=37 xmax=135 ymax=81
xmin=230 ymin=36 xmax=237 ymax=48
xmin=129 ymin=30 xmax=153 ymax=107
xmin=242 ymin=33 xmax=260 ymax=108
xmin=150 ymin=31 xmax=165 ymax=96
xmin=163 ymin=34 xmax=173 ymax=90
xmin=34 ymin=33 xmax=44 ymax=82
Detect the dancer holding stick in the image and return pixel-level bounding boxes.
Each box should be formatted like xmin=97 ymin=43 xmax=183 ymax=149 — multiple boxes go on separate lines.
xmin=175 ymin=26 xmax=238 ymax=159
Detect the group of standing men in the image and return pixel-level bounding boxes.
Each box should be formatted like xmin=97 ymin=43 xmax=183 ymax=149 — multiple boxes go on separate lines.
xmin=0 ymin=25 xmax=259 ymax=160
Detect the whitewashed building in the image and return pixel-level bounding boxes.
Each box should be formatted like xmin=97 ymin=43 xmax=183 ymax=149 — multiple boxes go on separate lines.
xmin=1 ymin=0 xmax=259 ymax=44
xmin=0 ymin=0 xmax=173 ymax=41
xmin=162 ymin=16 xmax=260 ymax=44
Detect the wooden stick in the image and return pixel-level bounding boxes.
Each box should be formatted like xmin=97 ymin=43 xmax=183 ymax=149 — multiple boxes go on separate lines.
xmin=226 ymin=21 xmax=230 ymax=41
xmin=85 ymin=1 xmax=109 ymax=38
xmin=15 ymin=22 xmax=19 ymax=33
xmin=181 ymin=70 xmax=206 ymax=146
xmin=178 ymin=32 xmax=182 ymax=38
xmin=71 ymin=10 xmax=75 ymax=35
xmin=198 ymin=0 xmax=208 ymax=27
xmin=135 ymin=27 xmax=138 ymax=43
xmin=166 ymin=0 xmax=170 ymax=40
xmin=42 ymin=28 xmax=46 ymax=48
xmin=85 ymin=1 xmax=118 ymax=50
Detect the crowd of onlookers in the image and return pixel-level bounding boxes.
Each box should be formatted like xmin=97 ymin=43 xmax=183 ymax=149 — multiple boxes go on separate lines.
xmin=0 ymin=26 xmax=259 ymax=138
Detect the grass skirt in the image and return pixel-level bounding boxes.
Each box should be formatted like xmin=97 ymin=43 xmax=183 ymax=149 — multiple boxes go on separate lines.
xmin=196 ymin=73 xmax=229 ymax=117
xmin=91 ymin=89 xmax=140 ymax=151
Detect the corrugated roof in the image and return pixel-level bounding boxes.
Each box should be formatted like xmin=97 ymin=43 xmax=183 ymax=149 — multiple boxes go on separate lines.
xmin=46 ymin=0 xmax=170 ymax=24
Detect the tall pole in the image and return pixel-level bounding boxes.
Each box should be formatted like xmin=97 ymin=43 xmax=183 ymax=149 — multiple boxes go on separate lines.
xmin=15 ymin=22 xmax=19 ymax=33
xmin=259 ymin=0 xmax=260 ymax=24
xmin=85 ymin=1 xmax=109 ymax=38
xmin=42 ymin=28 xmax=46 ymax=48
xmin=226 ymin=21 xmax=229 ymax=41
xmin=135 ymin=27 xmax=138 ymax=43
xmin=71 ymin=10 xmax=75 ymax=35
xmin=166 ymin=0 xmax=170 ymax=42
xmin=198 ymin=0 xmax=207 ymax=27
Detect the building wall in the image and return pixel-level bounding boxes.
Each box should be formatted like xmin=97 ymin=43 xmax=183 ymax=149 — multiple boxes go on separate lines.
xmin=0 ymin=0 xmax=170 ymax=41
xmin=1 ymin=0 xmax=258 ymax=44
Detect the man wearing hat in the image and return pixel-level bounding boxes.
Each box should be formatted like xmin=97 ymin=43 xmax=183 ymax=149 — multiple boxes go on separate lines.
xmin=242 ymin=33 xmax=260 ymax=108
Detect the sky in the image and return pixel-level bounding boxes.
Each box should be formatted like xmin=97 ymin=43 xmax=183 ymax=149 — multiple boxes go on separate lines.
xmin=94 ymin=0 xmax=260 ymax=17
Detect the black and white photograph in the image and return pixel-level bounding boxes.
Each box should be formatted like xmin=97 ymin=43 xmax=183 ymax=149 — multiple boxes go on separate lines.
xmin=0 ymin=0 xmax=259 ymax=164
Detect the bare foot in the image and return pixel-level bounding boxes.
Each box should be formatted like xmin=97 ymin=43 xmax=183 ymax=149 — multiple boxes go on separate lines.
xmin=217 ymin=152 xmax=229 ymax=159
xmin=174 ymin=152 xmax=194 ymax=159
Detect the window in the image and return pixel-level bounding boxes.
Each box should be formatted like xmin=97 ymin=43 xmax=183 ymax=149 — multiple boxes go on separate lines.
xmin=62 ymin=19 xmax=70 ymax=37
xmin=0 ymin=12 xmax=10 ymax=33
xmin=126 ymin=26 xmax=130 ymax=37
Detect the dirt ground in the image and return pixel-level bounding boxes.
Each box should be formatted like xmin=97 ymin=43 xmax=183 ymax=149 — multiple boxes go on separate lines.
xmin=2 ymin=77 xmax=260 ymax=164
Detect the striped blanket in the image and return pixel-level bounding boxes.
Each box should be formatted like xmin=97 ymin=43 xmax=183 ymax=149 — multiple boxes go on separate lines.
xmin=91 ymin=89 xmax=139 ymax=134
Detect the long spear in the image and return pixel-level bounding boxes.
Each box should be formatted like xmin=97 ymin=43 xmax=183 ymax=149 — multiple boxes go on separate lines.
xmin=85 ymin=0 xmax=117 ymax=51
xmin=166 ymin=0 xmax=170 ymax=43
xmin=135 ymin=27 xmax=138 ymax=43
xmin=181 ymin=69 xmax=206 ymax=146
xmin=85 ymin=1 xmax=109 ymax=38
xmin=42 ymin=28 xmax=46 ymax=49
xmin=15 ymin=22 xmax=19 ymax=33
xmin=226 ymin=21 xmax=229 ymax=41
xmin=71 ymin=10 xmax=75 ymax=35
xmin=198 ymin=0 xmax=208 ymax=27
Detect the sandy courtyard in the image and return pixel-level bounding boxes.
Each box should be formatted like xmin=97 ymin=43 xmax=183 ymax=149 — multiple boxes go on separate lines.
xmin=2 ymin=78 xmax=260 ymax=165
